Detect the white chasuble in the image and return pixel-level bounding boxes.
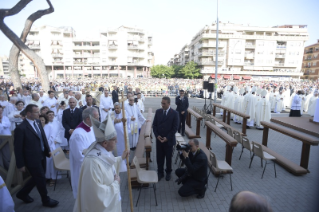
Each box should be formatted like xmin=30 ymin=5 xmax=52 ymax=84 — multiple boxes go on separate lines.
xmin=125 ymin=103 xmax=145 ymax=148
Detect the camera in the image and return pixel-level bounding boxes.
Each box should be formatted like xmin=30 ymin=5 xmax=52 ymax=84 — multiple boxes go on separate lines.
xmin=60 ymin=101 xmax=65 ymax=106
xmin=134 ymin=97 xmax=138 ymax=103
xmin=176 ymin=144 xmax=191 ymax=152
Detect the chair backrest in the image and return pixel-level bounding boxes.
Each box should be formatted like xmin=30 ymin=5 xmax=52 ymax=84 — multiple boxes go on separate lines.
xmin=133 ymin=156 xmax=141 ymax=174
xmin=242 ymin=137 xmax=252 ymax=150
xmin=226 ymin=127 xmax=233 ymax=137
xmin=252 ymin=142 xmax=264 ymax=158
xmin=51 ymin=147 xmax=68 ymax=170
xmin=209 ymin=151 xmax=218 ymax=169
xmin=233 ymin=131 xmax=243 ymax=145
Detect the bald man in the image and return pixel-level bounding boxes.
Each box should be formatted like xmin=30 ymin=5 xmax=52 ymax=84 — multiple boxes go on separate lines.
xmin=229 ymin=191 xmax=273 ymax=212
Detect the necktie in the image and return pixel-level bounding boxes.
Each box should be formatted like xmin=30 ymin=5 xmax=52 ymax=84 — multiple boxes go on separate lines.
xmin=71 ymin=109 xmax=74 ymax=114
xmin=163 ymin=110 xmax=167 ymax=119
xmin=33 ymin=122 xmax=44 ymax=151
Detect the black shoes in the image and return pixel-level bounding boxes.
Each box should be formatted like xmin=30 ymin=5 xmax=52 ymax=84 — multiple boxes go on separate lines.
xmin=16 ymin=194 xmax=34 ymax=204
xmin=158 ymin=173 xmax=164 ymax=181
xmin=165 ymin=173 xmax=171 ymax=181
xmin=130 ymin=147 xmax=136 ymax=151
xmin=42 ymin=198 xmax=59 ymax=208
xmin=196 ymin=187 xmax=207 ymax=199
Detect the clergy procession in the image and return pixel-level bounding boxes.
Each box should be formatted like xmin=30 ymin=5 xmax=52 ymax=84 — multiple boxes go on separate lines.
xmin=0 ymin=77 xmax=319 ymax=212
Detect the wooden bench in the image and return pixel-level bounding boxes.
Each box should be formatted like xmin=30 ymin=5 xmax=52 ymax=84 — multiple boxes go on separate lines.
xmin=205 ymin=121 xmax=237 ymax=174
xmin=209 ymin=115 xmax=245 ymax=138
xmin=261 ymin=121 xmax=319 ymax=175
xmin=185 ymin=108 xmax=203 ymax=139
xmin=212 ymin=103 xmax=250 ymax=136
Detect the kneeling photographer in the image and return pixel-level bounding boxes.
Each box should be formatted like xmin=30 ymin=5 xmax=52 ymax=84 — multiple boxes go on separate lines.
xmin=175 ymin=139 xmax=208 ymax=199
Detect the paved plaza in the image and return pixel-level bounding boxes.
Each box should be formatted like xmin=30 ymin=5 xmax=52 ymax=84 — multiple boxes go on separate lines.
xmin=12 ymin=97 xmax=319 ymax=212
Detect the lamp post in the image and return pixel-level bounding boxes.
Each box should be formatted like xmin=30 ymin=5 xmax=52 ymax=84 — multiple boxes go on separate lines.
xmin=214 ymin=0 xmax=219 ymax=103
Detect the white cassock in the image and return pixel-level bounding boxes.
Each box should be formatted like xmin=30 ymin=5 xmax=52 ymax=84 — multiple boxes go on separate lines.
xmin=44 ymin=121 xmax=62 ymax=179
xmin=220 ymin=91 xmax=233 ymax=115
xmin=230 ymin=93 xmax=239 ymax=119
xmin=57 ymin=95 xmax=70 ymax=107
xmin=0 ymin=100 xmax=8 ymax=110
xmin=300 ymin=95 xmax=306 ymax=113
xmin=21 ymin=95 xmax=31 ymax=105
xmin=111 ymin=111 xmax=130 ymax=172
xmin=274 ymin=94 xmax=285 ymax=113
xmin=100 ymin=96 xmax=113 ymax=122
xmin=8 ymin=109 xmax=24 ymax=131
xmin=125 ymin=103 xmax=145 ymax=148
xmin=136 ymin=99 xmax=144 ymax=113
xmin=308 ymin=96 xmax=318 ymax=116
xmin=69 ymin=123 xmax=95 ymax=198
xmin=0 ymin=115 xmax=11 ymax=170
xmin=234 ymin=94 xmax=244 ymax=123
xmin=255 ymin=98 xmax=271 ymax=129
xmin=73 ymin=143 xmax=123 ymax=212
xmin=283 ymin=90 xmax=291 ymax=108
xmin=43 ymin=97 xmax=58 ymax=114
xmin=270 ymin=92 xmax=278 ymax=111
xmin=0 ymin=176 xmax=15 ymax=212
xmin=313 ymin=99 xmax=319 ymax=122
xmin=57 ymin=109 xmax=69 ymax=149
xmin=29 ymin=100 xmax=42 ymax=108
xmin=3 ymin=103 xmax=14 ymax=117
xmin=242 ymin=93 xmax=257 ymax=126
xmin=39 ymin=95 xmax=48 ymax=105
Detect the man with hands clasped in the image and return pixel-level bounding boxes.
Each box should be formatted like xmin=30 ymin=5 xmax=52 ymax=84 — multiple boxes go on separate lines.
xmin=153 ymin=97 xmax=179 ymax=181
xmin=175 ymin=90 xmax=189 ymax=136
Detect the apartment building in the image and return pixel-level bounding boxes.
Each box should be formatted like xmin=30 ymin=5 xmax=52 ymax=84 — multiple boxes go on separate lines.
xmin=17 ymin=25 xmax=154 ymax=79
xmin=0 ymin=56 xmax=9 ymax=77
xmin=302 ymin=39 xmax=319 ymax=80
xmin=169 ymin=22 xmax=309 ymax=80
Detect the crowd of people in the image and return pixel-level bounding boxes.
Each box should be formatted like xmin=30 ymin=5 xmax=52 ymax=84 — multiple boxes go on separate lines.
xmin=0 ymin=76 xmax=318 ymax=211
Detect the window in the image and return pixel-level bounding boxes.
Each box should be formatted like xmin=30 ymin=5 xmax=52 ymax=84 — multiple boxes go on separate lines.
xmin=313 ymin=62 xmax=317 ymax=66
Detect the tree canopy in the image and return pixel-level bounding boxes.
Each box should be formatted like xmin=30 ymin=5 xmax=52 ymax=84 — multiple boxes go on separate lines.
xmin=150 ymin=61 xmax=202 ymax=79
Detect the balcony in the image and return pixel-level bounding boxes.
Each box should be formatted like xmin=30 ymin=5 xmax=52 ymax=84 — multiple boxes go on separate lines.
xmin=306 ymin=50 xmax=313 ymax=54
xmin=305 ymin=65 xmax=311 ymax=68
xmin=275 ymin=54 xmax=285 ymax=58
xmin=244 ymin=62 xmax=254 ymax=65
xmin=52 ymin=53 xmax=63 ymax=58
xmin=305 ymin=58 xmax=312 ymax=60
xmin=198 ymin=61 xmax=224 ymax=65
xmin=52 ymin=61 xmax=64 ymax=65
xmin=245 ymin=54 xmax=254 ymax=59
xmin=29 ymin=45 xmax=41 ymax=49
xmin=198 ymin=51 xmax=225 ymax=57
xmin=276 ymin=46 xmax=286 ymax=49
xmin=274 ymin=63 xmax=285 ymax=67
xmin=245 ymin=44 xmax=255 ymax=48
xmin=128 ymin=45 xmax=143 ymax=50
xmin=199 ymin=43 xmax=225 ymax=48
xmin=73 ymin=45 xmax=100 ymax=50
xmin=108 ymin=45 xmax=118 ymax=50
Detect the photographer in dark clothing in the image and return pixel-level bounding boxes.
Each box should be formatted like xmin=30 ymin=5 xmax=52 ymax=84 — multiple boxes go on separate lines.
xmin=175 ymin=139 xmax=208 ymax=199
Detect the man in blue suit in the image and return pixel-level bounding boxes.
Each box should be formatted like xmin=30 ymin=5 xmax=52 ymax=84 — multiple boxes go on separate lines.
xmin=153 ymin=97 xmax=179 ymax=181
xmin=175 ymin=90 xmax=189 ymax=136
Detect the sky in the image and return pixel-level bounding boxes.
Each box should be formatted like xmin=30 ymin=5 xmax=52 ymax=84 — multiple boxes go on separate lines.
xmin=0 ymin=0 xmax=318 ymax=65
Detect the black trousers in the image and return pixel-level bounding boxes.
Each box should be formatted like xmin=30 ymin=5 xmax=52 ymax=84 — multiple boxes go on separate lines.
xmin=175 ymin=168 xmax=206 ymax=197
xmin=17 ymin=157 xmax=49 ymax=203
xmin=289 ymin=109 xmax=301 ymax=117
xmin=156 ymin=140 xmax=173 ymax=174
xmin=178 ymin=112 xmax=186 ymax=134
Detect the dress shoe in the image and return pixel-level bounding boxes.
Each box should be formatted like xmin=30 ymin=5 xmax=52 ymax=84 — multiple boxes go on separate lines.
xmin=165 ymin=173 xmax=171 ymax=181
xmin=196 ymin=187 xmax=206 ymax=199
xmin=16 ymin=194 xmax=34 ymax=204
xmin=157 ymin=173 xmax=164 ymax=181
xmin=42 ymin=198 xmax=59 ymax=208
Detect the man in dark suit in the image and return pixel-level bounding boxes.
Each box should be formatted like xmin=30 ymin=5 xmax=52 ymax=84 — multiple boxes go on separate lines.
xmin=14 ymin=104 xmax=59 ymax=207
xmin=175 ymin=90 xmax=189 ymax=136
xmin=62 ymin=97 xmax=83 ymax=141
xmin=175 ymin=139 xmax=208 ymax=199
xmin=153 ymin=96 xmax=179 ymax=181
xmin=112 ymin=85 xmax=119 ymax=103
xmin=81 ymin=94 xmax=100 ymax=121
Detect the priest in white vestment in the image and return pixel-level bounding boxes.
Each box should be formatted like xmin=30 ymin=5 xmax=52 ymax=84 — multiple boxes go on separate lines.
xmin=230 ymin=87 xmax=239 ymax=120
xmin=43 ymin=91 xmax=58 ymax=115
xmin=125 ymin=97 xmax=146 ymax=149
xmin=220 ymin=86 xmax=233 ymax=115
xmin=307 ymin=91 xmax=318 ymax=116
xmin=57 ymin=103 xmax=69 ymax=150
xmin=0 ymin=94 xmax=8 ymax=110
xmin=242 ymin=87 xmax=257 ymax=127
xmin=234 ymin=88 xmax=245 ymax=124
xmin=274 ymin=90 xmax=285 ymax=113
xmin=38 ymin=90 xmax=48 ymax=105
xmin=43 ymin=111 xmax=62 ymax=183
xmin=255 ymin=90 xmax=271 ymax=129
xmin=8 ymin=100 xmax=24 ymax=131
xmin=21 ymin=90 xmax=31 ymax=105
xmin=29 ymin=93 xmax=42 ymax=108
xmin=57 ymin=91 xmax=70 ymax=107
xmin=270 ymin=89 xmax=278 ymax=111
xmin=69 ymin=107 xmax=99 ymax=198
xmin=289 ymin=90 xmax=302 ymax=117
xmin=73 ymin=113 xmax=129 ymax=212
xmin=100 ymin=90 xmax=114 ymax=122
xmin=313 ymin=98 xmax=319 ymax=123
xmin=3 ymin=97 xmax=17 ymax=117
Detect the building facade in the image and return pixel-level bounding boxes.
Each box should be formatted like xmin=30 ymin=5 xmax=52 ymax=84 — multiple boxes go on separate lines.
xmin=302 ymin=39 xmax=319 ymax=80
xmin=168 ymin=22 xmax=309 ymax=81
xmin=0 ymin=56 xmax=9 ymax=77
xmin=17 ymin=25 xmax=154 ymax=79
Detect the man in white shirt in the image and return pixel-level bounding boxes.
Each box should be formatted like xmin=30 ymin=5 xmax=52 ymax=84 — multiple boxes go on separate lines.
xmin=43 ymin=91 xmax=58 ymax=115
xmin=29 ymin=93 xmax=42 ymax=108
xmin=100 ymin=90 xmax=114 ymax=122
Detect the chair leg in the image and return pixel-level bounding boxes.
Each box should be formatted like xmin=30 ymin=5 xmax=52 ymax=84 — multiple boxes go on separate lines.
xmin=249 ymin=154 xmax=255 ymax=168
xmin=153 ymin=184 xmax=158 ymax=206
xmin=261 ymin=161 xmax=268 ymax=179
xmin=214 ymin=172 xmax=221 ymax=192
xmin=274 ymin=161 xmax=277 ymax=178
xmin=230 ymin=174 xmax=233 ymax=191
xmin=261 ymin=158 xmax=263 ymax=168
xmin=239 ymin=146 xmax=244 ymax=160
xmin=135 ymin=184 xmax=143 ymax=207
xmin=54 ymin=170 xmax=59 ymax=191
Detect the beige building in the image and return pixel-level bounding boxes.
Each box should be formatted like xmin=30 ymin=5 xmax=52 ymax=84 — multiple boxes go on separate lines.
xmin=302 ymin=39 xmax=319 ymax=80
xmin=169 ymin=22 xmax=309 ymax=81
xmin=16 ymin=25 xmax=154 ymax=79
xmin=0 ymin=56 xmax=9 ymax=77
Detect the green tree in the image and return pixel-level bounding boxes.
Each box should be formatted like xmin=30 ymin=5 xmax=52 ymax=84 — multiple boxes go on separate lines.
xmin=171 ymin=65 xmax=183 ymax=78
xmin=179 ymin=61 xmax=202 ymax=79
xmin=150 ymin=65 xmax=174 ymax=78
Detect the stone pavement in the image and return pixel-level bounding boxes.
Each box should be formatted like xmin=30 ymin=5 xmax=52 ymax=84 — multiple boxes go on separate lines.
xmin=12 ymin=97 xmax=319 ymax=212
